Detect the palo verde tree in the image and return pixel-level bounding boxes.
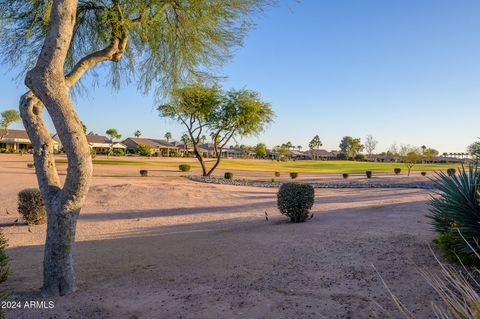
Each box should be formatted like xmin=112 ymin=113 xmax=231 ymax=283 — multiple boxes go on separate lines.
xmin=254 ymin=143 xmax=267 ymax=158
xmin=0 ymin=0 xmax=269 ymax=296
xmin=159 ymin=84 xmax=273 ymax=176
xmin=0 ymin=110 xmax=21 ymax=139
xmin=158 ymin=84 xmax=224 ymax=175
xmin=207 ymin=89 xmax=273 ymax=175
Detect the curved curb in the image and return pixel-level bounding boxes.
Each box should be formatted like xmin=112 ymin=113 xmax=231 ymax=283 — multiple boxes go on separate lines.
xmin=186 ymin=176 xmax=436 ymax=190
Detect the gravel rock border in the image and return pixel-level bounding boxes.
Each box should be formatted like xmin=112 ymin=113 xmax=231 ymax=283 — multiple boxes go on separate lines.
xmin=186 ymin=175 xmax=436 ymax=189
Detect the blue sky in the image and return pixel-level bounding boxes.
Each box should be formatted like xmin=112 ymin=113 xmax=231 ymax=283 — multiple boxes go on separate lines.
xmin=0 ymin=0 xmax=479 ymax=153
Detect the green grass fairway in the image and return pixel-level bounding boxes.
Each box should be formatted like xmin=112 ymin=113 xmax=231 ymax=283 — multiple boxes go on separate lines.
xmin=86 ymin=159 xmax=459 ymax=174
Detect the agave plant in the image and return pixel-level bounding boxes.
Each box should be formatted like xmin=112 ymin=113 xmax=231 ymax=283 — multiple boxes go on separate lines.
xmin=427 ymin=164 xmax=480 ymax=257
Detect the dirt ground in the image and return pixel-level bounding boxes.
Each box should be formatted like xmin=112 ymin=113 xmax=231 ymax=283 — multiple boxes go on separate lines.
xmin=0 ymin=154 xmax=443 ymax=318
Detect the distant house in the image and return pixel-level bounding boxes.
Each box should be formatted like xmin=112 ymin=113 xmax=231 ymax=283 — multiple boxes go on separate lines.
xmin=86 ymin=134 xmax=126 ymax=155
xmin=0 ymin=129 xmax=59 ymax=153
xmin=286 ymin=150 xmax=310 ymax=160
xmin=122 ymin=137 xmax=177 ymax=156
xmin=309 ymin=149 xmax=336 ymax=160
xmin=222 ymin=146 xmax=255 ymax=158
xmin=428 ymin=156 xmax=470 ymax=164
xmin=367 ymin=154 xmax=391 ymax=162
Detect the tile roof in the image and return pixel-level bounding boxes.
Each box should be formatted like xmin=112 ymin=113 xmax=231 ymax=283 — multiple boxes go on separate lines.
xmin=0 ymin=129 xmax=30 ymax=140
xmin=123 ymin=137 xmax=176 ymax=148
xmin=86 ymin=134 xmax=113 ymax=144
xmin=309 ymin=149 xmax=335 ymax=157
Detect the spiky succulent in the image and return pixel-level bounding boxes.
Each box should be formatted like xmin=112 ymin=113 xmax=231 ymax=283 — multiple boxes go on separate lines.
xmin=427 ymin=164 xmax=480 ymax=255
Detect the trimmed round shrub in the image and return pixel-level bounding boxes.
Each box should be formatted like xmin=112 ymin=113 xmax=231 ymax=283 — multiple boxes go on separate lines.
xmin=421 ymin=171 xmax=427 ymax=176
xmin=224 ymin=172 xmax=234 ymax=179
xmin=18 ymin=188 xmax=46 ymax=225
xmin=277 ymin=183 xmax=315 ymax=223
xmin=139 ymin=170 xmax=148 ymax=177
xmin=447 ymin=168 xmax=456 ymax=176
xmin=342 ymin=173 xmax=349 ymax=179
xmin=366 ymin=171 xmax=372 ymax=179
xmin=289 ymin=172 xmax=298 ymax=179
xmin=274 ymin=171 xmax=281 ymax=177
xmin=179 ymin=164 xmax=191 ymax=172
xmin=27 ymin=163 xmax=35 ymax=169
xmin=394 ymin=168 xmax=401 ymax=175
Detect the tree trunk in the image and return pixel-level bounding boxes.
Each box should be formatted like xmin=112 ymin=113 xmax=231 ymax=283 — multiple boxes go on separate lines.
xmin=207 ymin=154 xmax=222 ymax=176
xmin=42 ymin=208 xmax=79 ymax=296
xmin=192 ymin=145 xmax=207 ymax=176
xmin=21 ymin=0 xmax=92 ymax=296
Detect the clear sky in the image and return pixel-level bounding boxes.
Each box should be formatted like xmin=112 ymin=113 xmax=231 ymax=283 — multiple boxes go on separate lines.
xmin=0 ymin=0 xmax=479 ymax=153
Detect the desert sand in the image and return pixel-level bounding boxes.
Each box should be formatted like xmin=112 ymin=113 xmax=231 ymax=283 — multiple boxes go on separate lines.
xmin=0 ymin=154 xmax=443 ymax=318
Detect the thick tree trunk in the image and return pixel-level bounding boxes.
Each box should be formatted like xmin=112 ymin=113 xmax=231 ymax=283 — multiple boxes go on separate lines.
xmin=42 ymin=208 xmax=79 ymax=296
xmin=18 ymin=0 xmax=129 ymax=297
xmin=21 ymin=0 xmax=92 ymax=296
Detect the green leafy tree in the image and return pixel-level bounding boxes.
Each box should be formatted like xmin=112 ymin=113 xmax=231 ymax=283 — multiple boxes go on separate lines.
xmin=308 ymin=135 xmax=322 ymax=159
xmin=160 ymin=85 xmax=273 ymax=175
xmin=468 ymin=139 xmax=480 ymax=160
xmin=0 ymin=0 xmax=269 ymax=296
xmin=254 ymin=143 xmax=267 ymax=158
xmin=137 ymin=144 xmax=152 ymax=156
xmin=391 ymin=144 xmax=422 ymax=176
xmin=0 ymin=109 xmax=21 ymax=139
xmin=159 ymin=84 xmax=223 ymax=175
xmin=106 ymin=128 xmax=122 ymax=158
xmin=207 ymin=89 xmax=274 ymax=175
xmin=134 ymin=130 xmax=142 ymax=138
xmin=403 ymin=151 xmax=422 ymax=176
xmin=423 ymin=147 xmax=439 ymax=159
xmin=273 ymin=144 xmax=289 ymax=159
xmin=339 ymin=136 xmax=364 ymax=159
xmin=164 ymin=132 xmax=172 ymax=142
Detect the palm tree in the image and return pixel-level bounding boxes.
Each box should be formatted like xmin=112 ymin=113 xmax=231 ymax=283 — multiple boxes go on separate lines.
xmin=0 ymin=109 xmax=21 ymax=139
xmin=134 ymin=130 xmax=141 ymax=138
xmin=181 ymin=133 xmax=190 ymax=152
xmin=164 ymin=131 xmax=172 ymax=142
